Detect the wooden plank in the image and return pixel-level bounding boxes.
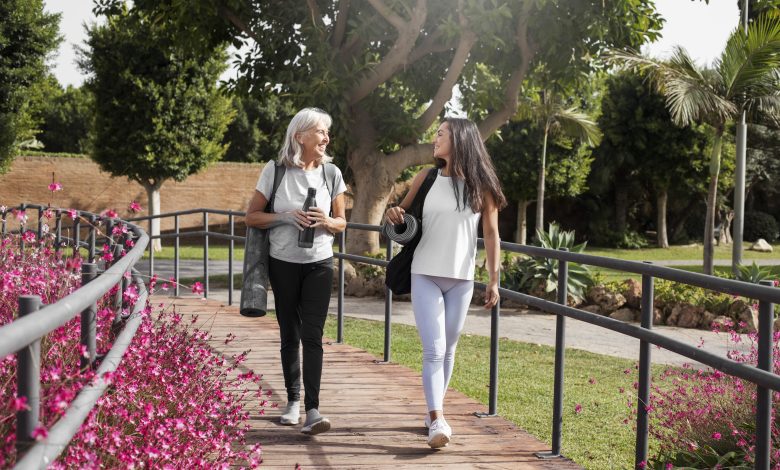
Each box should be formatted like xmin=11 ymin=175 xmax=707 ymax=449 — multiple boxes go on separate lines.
xmin=153 ymin=295 xmax=581 ymax=469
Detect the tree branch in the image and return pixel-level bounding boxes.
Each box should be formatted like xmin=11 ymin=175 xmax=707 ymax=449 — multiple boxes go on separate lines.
xmin=305 ymin=0 xmax=327 ymax=38
xmin=348 ymin=0 xmax=427 ymax=105
xmin=416 ymin=30 xmax=476 ymax=132
xmin=331 ymin=0 xmax=351 ymax=49
xmin=477 ymin=6 xmax=535 ymax=139
xmin=367 ymin=0 xmax=406 ymax=31
xmin=407 ymin=30 xmax=452 ymax=64
xmin=386 ymin=143 xmax=435 ymax=177
xmin=217 ymin=5 xmax=261 ymax=44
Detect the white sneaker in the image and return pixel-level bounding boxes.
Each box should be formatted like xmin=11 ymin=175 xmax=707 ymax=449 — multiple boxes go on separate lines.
xmin=424 ymin=414 xmax=431 ymax=428
xmin=280 ymin=401 xmax=300 ymax=425
xmin=301 ymin=409 xmax=331 ymax=435
xmin=427 ymin=418 xmax=451 ymax=448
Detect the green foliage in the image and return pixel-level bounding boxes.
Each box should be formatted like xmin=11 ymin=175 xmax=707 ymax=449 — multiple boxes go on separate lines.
xmin=0 ymin=0 xmax=61 ymax=172
xmin=85 ymin=9 xmax=233 ymax=187
xmin=36 ymin=84 xmax=94 ymax=154
xmin=588 ymin=220 xmax=649 ymax=249
xmin=221 ymin=94 xmax=295 ymax=163
xmin=502 ymin=223 xmax=593 ymax=301
xmin=735 ymin=261 xmax=774 ymax=284
xmin=652 ymin=279 xmax=733 ymax=316
xmin=649 ymin=446 xmax=747 ymax=469
xmin=354 ymin=252 xmax=385 ymax=280
xmin=743 ymin=211 xmax=779 ymax=242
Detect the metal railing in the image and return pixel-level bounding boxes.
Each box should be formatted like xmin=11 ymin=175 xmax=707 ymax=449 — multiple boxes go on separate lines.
xmin=1 ymin=204 xmax=149 ymax=469
xmin=131 ymin=208 xmax=778 ymax=468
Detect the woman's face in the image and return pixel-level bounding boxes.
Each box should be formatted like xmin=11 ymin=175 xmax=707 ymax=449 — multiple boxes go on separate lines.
xmin=298 ymin=121 xmax=330 ymax=160
xmin=433 ymin=122 xmax=452 ymax=162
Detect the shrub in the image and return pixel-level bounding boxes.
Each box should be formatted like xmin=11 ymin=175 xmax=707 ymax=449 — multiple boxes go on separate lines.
xmin=743 ymin=211 xmax=779 ymax=242
xmin=502 ymin=223 xmax=593 ymax=301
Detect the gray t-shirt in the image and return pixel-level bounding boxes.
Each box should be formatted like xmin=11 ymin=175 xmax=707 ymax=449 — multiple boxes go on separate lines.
xmin=255 ymin=162 xmax=346 ymax=263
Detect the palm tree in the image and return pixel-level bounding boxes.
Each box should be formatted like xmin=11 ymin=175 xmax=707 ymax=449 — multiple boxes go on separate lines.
xmin=519 ymin=90 xmax=601 ymax=236
xmin=610 ymin=14 xmax=780 ymax=275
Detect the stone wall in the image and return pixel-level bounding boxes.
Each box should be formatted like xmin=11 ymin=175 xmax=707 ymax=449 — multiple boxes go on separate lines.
xmin=0 ymin=155 xmax=265 ymax=231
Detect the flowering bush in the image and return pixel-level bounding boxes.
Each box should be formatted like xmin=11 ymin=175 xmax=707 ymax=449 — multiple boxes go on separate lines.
xmin=630 ymin=327 xmax=780 ymax=469
xmin=0 ymin=230 xmax=264 ymax=467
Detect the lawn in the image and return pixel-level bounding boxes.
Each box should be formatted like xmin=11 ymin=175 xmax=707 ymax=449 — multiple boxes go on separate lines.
xmin=318 ymin=313 xmax=666 ymax=470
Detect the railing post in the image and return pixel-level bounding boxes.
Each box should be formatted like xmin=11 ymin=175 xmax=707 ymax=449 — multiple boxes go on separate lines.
xmin=54 ymin=210 xmax=62 ymax=254
xmin=88 ymin=215 xmax=97 ymax=262
xmin=337 ymin=231 xmax=345 ymax=344
xmin=228 ymin=213 xmax=234 ymax=305
xmin=112 ymin=245 xmax=124 ymax=327
xmin=204 ymin=211 xmax=209 ymax=298
xmin=73 ymin=213 xmax=81 ymax=257
xmin=382 ymin=238 xmax=394 ymax=363
xmin=537 ymin=247 xmax=568 ymax=459
xmin=477 ymin=266 xmax=501 ymax=418
xmin=20 ymin=203 xmax=27 ymax=252
xmin=16 ymin=295 xmax=42 ymax=453
xmin=1 ymin=206 xmax=6 ymax=235
xmin=148 ymin=229 xmax=154 ymax=279
xmin=37 ymin=206 xmax=43 ymax=240
xmin=80 ymin=263 xmax=98 ymax=370
xmin=756 ymin=279 xmax=774 ymax=469
xmin=174 ymin=214 xmax=180 ymax=297
xmin=635 ymin=264 xmax=654 ymax=468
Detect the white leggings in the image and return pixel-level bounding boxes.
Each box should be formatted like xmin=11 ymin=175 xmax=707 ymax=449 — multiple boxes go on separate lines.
xmin=411 ymin=273 xmax=474 ymax=412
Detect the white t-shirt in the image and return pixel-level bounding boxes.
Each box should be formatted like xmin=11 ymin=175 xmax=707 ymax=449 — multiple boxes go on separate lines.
xmin=255 ymin=162 xmax=346 ymax=264
xmin=411 ymin=173 xmax=481 ymax=280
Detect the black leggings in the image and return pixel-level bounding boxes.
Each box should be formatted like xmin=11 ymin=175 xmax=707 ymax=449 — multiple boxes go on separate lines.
xmin=269 ymin=256 xmax=333 ymax=411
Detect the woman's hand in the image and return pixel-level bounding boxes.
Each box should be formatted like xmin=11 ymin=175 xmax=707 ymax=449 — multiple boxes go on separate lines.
xmin=277 ymin=210 xmax=310 ymax=231
xmin=384 ymin=206 xmax=406 ymax=225
xmin=484 ymin=281 xmax=499 ymax=310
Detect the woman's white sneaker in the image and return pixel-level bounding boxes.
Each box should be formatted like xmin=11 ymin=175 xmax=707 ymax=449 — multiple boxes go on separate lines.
xmin=280 ymin=401 xmax=300 ymax=425
xmin=427 ymin=418 xmax=451 ymax=448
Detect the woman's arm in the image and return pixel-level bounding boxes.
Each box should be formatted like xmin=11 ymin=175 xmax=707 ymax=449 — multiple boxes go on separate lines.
xmin=383 ymin=169 xmax=430 ymax=225
xmin=481 ymin=192 xmax=501 ymax=309
xmin=244 ymin=190 xmax=309 ymax=230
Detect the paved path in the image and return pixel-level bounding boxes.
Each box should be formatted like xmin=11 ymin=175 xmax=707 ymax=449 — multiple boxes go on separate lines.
xmin=167 ymin=296 xmax=581 ymax=469
xmin=143 ymin=259 xmax=756 ymax=367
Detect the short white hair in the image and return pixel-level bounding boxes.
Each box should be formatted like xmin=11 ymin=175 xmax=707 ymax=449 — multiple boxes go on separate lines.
xmin=278 ymin=107 xmax=333 ymax=168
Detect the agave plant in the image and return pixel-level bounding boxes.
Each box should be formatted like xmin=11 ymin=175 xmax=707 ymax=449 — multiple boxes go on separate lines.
xmin=735 ymin=261 xmax=774 ymax=284
xmin=504 ymin=222 xmax=593 ymax=301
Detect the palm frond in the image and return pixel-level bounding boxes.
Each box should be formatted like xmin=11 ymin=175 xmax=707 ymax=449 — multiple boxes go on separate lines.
xmin=719 ymin=14 xmax=780 ymax=102
xmin=554 ymin=107 xmax=602 ymax=146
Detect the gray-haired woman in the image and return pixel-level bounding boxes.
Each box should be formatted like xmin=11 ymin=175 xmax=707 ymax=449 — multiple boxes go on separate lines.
xmin=246 ymin=107 xmax=347 ymax=435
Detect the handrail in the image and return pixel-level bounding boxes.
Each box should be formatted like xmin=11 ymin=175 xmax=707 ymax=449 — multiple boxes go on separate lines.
xmin=71 ymin=206 xmax=778 ymax=468
xmin=1 ymin=204 xmax=149 ymax=468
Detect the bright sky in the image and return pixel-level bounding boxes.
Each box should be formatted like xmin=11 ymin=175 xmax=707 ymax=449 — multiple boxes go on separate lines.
xmin=46 ymin=0 xmax=741 ymax=88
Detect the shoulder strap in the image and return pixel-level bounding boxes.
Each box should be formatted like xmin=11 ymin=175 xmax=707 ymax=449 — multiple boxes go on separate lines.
xmin=409 ymin=168 xmax=438 ymax=218
xmin=266 ymin=161 xmax=286 ymax=213
xmin=322 ymin=162 xmax=339 ymax=217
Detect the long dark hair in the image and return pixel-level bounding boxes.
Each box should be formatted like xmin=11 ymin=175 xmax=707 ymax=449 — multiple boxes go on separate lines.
xmin=434 ymin=117 xmax=507 ymax=213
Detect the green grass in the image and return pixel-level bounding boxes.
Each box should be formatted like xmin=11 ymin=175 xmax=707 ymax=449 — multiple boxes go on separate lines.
xmin=142 ymin=245 xmax=245 ymax=261
xmin=321 ymin=314 xmax=666 ymax=470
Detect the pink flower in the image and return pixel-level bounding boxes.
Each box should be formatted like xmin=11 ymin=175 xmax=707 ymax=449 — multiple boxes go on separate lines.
xmin=574 ymin=403 xmax=582 ymax=414
xmin=22 ymin=231 xmax=36 ymax=243
xmin=31 ymin=426 xmax=48 ymax=440
xmin=125 ymin=238 xmax=135 ymax=248
xmin=48 ymin=182 xmax=63 ymax=192
xmin=128 ymin=201 xmax=142 ymax=213
xmin=67 ymin=209 xmax=78 ymax=219
xmin=11 ymin=395 xmax=29 ymax=411
xmin=101 ymin=209 xmax=119 ymax=219
xmin=14 ymin=209 xmax=27 ymax=223
xmin=711 ymin=432 xmax=721 ymax=440
xmin=588 ymin=377 xmax=596 ymax=385
xmin=192 ymin=282 xmax=204 ymax=295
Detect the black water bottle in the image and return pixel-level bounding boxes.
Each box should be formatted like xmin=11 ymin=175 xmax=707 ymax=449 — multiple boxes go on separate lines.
xmin=298 ymin=188 xmax=317 ymax=248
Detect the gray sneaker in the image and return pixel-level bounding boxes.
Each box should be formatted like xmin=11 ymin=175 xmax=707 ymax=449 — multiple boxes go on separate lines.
xmin=280 ymin=401 xmax=300 ymax=425
xmin=301 ymin=409 xmax=331 ymax=435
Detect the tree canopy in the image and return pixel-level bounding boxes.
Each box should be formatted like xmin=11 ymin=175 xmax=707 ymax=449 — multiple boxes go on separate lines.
xmin=95 ymin=0 xmax=663 ymax=252
xmin=0 ymin=0 xmax=60 ymax=172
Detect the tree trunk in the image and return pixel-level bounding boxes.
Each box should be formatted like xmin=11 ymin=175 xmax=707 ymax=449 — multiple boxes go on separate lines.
xmin=515 ymin=199 xmax=530 ymax=244
xmin=719 ymin=210 xmax=733 ymax=246
xmin=142 ymin=181 xmax=163 ymax=252
xmin=702 ymin=133 xmax=723 ymax=276
xmin=535 ymin=127 xmax=549 ymax=235
xmin=656 ymin=189 xmax=669 ymax=248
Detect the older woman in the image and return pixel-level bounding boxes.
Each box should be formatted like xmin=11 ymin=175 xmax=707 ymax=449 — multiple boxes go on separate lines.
xmin=245 ymin=107 xmax=346 ymax=435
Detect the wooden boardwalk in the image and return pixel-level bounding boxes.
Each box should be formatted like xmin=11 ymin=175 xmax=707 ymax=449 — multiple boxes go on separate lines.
xmin=166 ymin=296 xmax=581 ymax=469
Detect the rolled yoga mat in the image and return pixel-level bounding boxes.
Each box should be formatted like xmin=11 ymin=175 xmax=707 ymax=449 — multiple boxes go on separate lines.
xmin=381 ymin=213 xmax=419 ymax=246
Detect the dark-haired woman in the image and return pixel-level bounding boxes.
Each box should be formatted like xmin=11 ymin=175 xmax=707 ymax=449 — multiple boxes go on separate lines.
xmin=384 ymin=117 xmax=506 ymax=448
